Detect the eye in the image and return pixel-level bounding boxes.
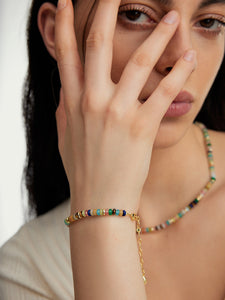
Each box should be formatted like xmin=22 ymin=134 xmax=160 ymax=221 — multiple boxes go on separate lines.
xmin=196 ymin=17 xmax=225 ymax=31
xmin=118 ymin=4 xmax=157 ymax=29
xmin=119 ymin=9 xmax=149 ymax=23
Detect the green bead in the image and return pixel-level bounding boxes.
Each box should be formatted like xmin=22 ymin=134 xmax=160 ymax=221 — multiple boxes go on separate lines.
xmin=193 ymin=199 xmax=199 ymax=204
xmin=109 ymin=209 xmax=112 ymax=215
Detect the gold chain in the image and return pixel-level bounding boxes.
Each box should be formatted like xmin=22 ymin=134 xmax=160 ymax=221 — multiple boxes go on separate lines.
xmin=128 ymin=213 xmax=147 ymax=285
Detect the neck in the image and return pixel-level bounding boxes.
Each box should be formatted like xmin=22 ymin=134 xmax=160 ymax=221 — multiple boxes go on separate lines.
xmin=139 ymin=123 xmax=210 ymax=226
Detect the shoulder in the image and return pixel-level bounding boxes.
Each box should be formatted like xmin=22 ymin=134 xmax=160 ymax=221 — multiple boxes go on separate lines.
xmin=0 ymin=200 xmax=74 ymax=299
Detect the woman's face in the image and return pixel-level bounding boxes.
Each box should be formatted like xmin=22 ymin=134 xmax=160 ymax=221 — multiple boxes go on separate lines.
xmin=74 ymin=0 xmax=225 ymax=147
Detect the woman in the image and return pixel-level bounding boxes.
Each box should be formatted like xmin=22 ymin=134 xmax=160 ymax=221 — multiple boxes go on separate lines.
xmin=0 ymin=0 xmax=225 ymax=298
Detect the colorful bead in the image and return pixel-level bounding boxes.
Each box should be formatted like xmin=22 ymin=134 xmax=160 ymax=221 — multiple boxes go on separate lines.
xmin=73 ymin=214 xmax=79 ymax=220
xmin=64 ymin=218 xmax=70 ymax=226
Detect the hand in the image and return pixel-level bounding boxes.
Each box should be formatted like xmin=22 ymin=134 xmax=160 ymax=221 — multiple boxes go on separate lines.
xmin=55 ymin=0 xmax=196 ymax=213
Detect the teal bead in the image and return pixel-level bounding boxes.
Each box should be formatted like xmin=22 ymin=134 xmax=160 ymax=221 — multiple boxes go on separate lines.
xmin=64 ymin=219 xmax=70 ymax=226
xmin=97 ymin=209 xmax=100 ymax=216
xmin=178 ymin=212 xmax=183 ymax=218
xmin=116 ymin=209 xmax=120 ymax=215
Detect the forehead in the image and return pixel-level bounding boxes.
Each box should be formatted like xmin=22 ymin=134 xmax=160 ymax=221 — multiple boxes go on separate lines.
xmin=152 ymin=0 xmax=225 ymax=8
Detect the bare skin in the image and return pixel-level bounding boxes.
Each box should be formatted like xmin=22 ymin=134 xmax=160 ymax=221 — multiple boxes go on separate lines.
xmin=38 ymin=0 xmax=225 ymax=298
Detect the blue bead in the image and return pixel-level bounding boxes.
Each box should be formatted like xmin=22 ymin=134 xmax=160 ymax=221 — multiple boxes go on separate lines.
xmin=97 ymin=209 xmax=100 ymax=216
xmin=123 ymin=210 xmax=126 ymax=216
xmin=166 ymin=220 xmax=170 ymax=225
xmin=88 ymin=210 xmax=91 ymax=216
xmin=116 ymin=209 xmax=120 ymax=216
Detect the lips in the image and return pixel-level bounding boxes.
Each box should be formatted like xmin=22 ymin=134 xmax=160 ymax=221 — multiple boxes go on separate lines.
xmin=172 ymin=91 xmax=194 ymax=104
xmin=165 ymin=91 xmax=194 ymax=117
xmin=141 ymin=91 xmax=194 ymax=118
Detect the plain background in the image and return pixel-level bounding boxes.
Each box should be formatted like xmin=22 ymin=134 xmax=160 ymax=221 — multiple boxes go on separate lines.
xmin=0 ymin=0 xmax=31 ymax=246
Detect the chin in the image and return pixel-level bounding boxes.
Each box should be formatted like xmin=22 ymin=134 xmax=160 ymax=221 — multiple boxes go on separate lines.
xmin=152 ymin=116 xmax=195 ymax=149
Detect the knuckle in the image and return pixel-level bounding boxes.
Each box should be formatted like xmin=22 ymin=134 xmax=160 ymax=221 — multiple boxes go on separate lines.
xmin=55 ymin=42 xmax=72 ymax=63
xmin=105 ymin=104 xmax=123 ymax=122
xmin=86 ymin=31 xmax=105 ymax=49
xmin=159 ymin=79 xmax=176 ymax=98
xmin=81 ymin=91 xmax=102 ymax=115
xmin=131 ymin=52 xmax=151 ymax=68
xmin=56 ymin=45 xmax=66 ymax=63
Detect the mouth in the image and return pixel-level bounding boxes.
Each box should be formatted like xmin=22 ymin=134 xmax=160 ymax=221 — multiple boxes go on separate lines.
xmin=140 ymin=90 xmax=194 ymax=118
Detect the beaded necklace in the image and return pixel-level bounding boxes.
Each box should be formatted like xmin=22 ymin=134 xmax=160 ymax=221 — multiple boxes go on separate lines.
xmin=139 ymin=122 xmax=216 ymax=234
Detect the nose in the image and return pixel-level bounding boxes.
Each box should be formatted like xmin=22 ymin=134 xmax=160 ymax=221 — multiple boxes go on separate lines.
xmin=155 ymin=23 xmax=193 ymax=76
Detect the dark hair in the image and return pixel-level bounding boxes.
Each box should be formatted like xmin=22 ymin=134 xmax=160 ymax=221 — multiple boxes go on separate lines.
xmin=23 ymin=0 xmax=225 ymax=217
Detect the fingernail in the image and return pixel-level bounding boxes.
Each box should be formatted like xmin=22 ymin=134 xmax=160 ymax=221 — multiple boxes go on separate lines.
xmin=183 ymin=50 xmax=196 ymax=62
xmin=57 ymin=0 xmax=67 ymax=10
xmin=163 ymin=11 xmax=178 ymax=24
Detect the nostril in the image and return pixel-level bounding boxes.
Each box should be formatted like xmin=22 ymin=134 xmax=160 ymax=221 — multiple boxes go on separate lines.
xmin=166 ymin=66 xmax=173 ymax=73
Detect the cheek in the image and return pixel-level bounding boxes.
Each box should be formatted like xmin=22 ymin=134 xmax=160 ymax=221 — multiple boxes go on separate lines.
xmin=111 ymin=27 xmax=150 ymax=83
xmin=192 ymin=35 xmax=225 ymax=97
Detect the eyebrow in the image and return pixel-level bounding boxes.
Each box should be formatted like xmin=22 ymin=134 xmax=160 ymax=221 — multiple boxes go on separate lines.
xmin=198 ymin=0 xmax=225 ymax=9
xmin=150 ymin=0 xmax=225 ymax=8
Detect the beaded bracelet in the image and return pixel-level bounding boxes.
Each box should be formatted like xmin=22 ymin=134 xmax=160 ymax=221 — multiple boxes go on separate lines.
xmin=64 ymin=208 xmax=147 ymax=285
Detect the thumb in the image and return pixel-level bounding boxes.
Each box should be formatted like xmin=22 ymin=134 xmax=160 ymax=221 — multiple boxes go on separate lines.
xmin=55 ymin=88 xmax=67 ymax=154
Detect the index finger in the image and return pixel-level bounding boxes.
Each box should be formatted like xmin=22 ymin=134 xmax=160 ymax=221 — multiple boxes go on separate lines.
xmin=55 ymin=0 xmax=84 ymax=111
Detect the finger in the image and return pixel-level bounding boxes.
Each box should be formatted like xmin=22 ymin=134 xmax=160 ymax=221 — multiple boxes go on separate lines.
xmin=138 ymin=49 xmax=197 ymax=125
xmin=56 ymin=89 xmax=67 ymax=154
xmin=114 ymin=11 xmax=180 ymax=109
xmin=84 ymin=0 xmax=121 ymax=90
xmin=55 ymin=0 xmax=83 ymax=112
